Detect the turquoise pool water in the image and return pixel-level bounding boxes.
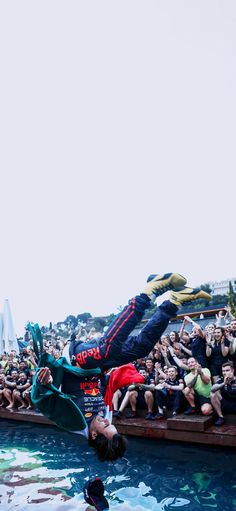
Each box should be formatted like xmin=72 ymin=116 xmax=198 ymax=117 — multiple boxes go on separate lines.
xmin=0 ymin=420 xmax=236 ymax=510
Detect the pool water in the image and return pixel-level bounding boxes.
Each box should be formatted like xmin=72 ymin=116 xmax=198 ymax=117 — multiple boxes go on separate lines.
xmin=0 ymin=420 xmax=236 ymax=510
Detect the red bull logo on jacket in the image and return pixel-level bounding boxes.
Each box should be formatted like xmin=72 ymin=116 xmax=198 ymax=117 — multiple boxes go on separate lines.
xmin=79 ymin=380 xmax=100 ymax=396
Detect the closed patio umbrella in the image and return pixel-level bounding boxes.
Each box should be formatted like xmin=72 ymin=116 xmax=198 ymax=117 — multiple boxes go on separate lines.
xmin=0 ymin=312 xmax=3 ymax=354
xmin=2 ymin=299 xmax=19 ymax=354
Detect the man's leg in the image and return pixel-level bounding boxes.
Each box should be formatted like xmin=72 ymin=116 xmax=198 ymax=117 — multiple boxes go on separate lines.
xmin=183 ymin=387 xmax=196 ymax=408
xmin=112 ymin=389 xmax=122 ymax=412
xmin=155 ymin=389 xmax=166 ymax=414
xmin=172 ymin=390 xmax=182 ymax=412
xmin=100 ymin=284 xmax=211 ymax=368
xmin=126 ymin=390 xmax=138 ymax=418
xmin=71 ymin=293 xmax=151 ymax=369
xmin=201 ymin=402 xmax=213 ymax=416
xmin=71 ymin=273 xmax=187 ymax=369
xmin=3 ymin=389 xmax=13 ymax=409
xmin=144 ymin=390 xmax=154 ymax=414
xmin=113 ymin=390 xmax=131 ymax=418
xmin=71 ymin=276 xmax=211 ymax=370
xmin=99 ymin=273 xmax=187 ymax=360
xmin=211 ymin=391 xmax=223 ymax=417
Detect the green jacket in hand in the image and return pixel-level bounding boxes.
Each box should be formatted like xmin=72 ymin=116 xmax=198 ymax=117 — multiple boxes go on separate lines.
xmin=29 ymin=324 xmax=101 ymax=432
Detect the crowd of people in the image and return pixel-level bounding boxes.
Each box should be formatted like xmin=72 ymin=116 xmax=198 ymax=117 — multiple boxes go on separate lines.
xmin=112 ymin=309 xmax=236 ymax=426
xmin=1 ymin=309 xmax=236 ymax=428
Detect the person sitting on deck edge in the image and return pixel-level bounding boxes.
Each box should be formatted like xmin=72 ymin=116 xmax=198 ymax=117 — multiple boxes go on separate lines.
xmin=30 ymin=273 xmax=211 ymax=461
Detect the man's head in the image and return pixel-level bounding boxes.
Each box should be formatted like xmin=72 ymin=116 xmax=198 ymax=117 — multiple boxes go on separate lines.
xmin=19 ymin=361 xmax=27 ymax=371
xmin=222 ymin=362 xmax=234 ymax=380
xmin=231 ymin=320 xmax=236 ymax=332
xmin=138 ymin=366 xmax=148 ymax=380
xmin=88 ymin=415 xmax=127 ymax=461
xmin=53 ymin=350 xmax=60 ymax=360
xmin=89 ymin=416 xmax=118 ymax=441
xmin=192 ymin=326 xmax=200 ymax=336
xmin=173 ymin=342 xmax=181 ymax=356
xmin=167 ymin=366 xmax=178 ymax=381
xmin=11 ymin=370 xmax=18 ymax=380
xmin=187 ymin=357 xmax=197 ymax=371
xmin=18 ymin=371 xmax=27 ymax=382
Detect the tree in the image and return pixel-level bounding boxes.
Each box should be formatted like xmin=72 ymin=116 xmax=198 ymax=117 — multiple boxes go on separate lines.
xmin=200 ymin=283 xmax=212 ymax=294
xmin=228 ymin=281 xmax=236 ymax=316
xmin=93 ymin=317 xmax=106 ymax=332
xmin=106 ymin=313 xmax=116 ymax=325
xmin=64 ymin=315 xmax=78 ymax=329
xmin=77 ymin=313 xmax=92 ymax=324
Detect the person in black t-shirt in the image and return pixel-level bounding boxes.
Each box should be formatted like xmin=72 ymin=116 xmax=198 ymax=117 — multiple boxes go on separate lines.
xmin=211 ymin=361 xmax=236 ymax=426
xmin=18 ymin=360 xmax=31 ymax=377
xmin=153 ymin=366 xmax=184 ymax=420
xmin=227 ymin=321 xmax=236 ymax=369
xmin=0 ymin=373 xmax=6 ymax=406
xmin=5 ymin=362 xmax=19 ymax=377
xmin=183 ymin=316 xmax=208 ymax=367
xmin=125 ymin=366 xmax=155 ymax=420
xmin=3 ymin=370 xmax=19 ymax=408
xmin=9 ymin=372 xmax=32 ymax=410
xmin=206 ymin=327 xmax=230 ymax=382
xmin=145 ymin=358 xmax=156 ymax=381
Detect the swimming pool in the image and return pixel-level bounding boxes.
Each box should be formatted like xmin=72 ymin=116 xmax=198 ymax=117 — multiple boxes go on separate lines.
xmin=0 ymin=420 xmax=236 ymax=510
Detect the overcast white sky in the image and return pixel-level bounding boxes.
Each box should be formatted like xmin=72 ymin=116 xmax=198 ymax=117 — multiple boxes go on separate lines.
xmin=0 ymin=1 xmax=235 ymax=336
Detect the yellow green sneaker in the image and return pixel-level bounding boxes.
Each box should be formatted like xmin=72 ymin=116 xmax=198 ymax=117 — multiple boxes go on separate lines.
xmin=143 ymin=273 xmax=187 ymax=301
xmin=169 ymin=286 xmax=211 ymax=307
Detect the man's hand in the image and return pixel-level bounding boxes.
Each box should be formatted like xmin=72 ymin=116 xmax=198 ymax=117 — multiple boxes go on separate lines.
xmin=128 ymin=384 xmax=136 ymax=391
xmin=184 ymin=316 xmax=192 ymax=324
xmin=225 ymin=332 xmax=234 ymax=342
xmin=206 ymin=332 xmax=212 ymax=345
xmin=161 ymin=346 xmax=167 ymax=356
xmin=37 ymin=367 xmax=53 ymax=385
xmin=216 ymin=310 xmax=225 ymax=320
xmin=196 ymin=363 xmax=203 ymax=374
xmin=162 ymin=382 xmax=170 ymax=389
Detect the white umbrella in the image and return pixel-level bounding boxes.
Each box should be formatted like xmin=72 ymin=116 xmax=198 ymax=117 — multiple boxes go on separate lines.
xmin=0 ymin=312 xmax=3 ymax=354
xmin=2 ymin=299 xmax=19 ymax=354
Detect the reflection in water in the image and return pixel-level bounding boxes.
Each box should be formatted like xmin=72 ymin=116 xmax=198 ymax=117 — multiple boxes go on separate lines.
xmin=0 ymin=421 xmax=236 ymax=510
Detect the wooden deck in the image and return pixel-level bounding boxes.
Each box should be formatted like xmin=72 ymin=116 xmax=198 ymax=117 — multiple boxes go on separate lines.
xmin=1 ymin=408 xmax=236 ymax=448
xmin=113 ymin=414 xmax=236 ymax=448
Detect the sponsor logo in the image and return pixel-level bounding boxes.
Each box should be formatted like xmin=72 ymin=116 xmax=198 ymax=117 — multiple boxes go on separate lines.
xmin=75 ymin=347 xmax=102 ymax=366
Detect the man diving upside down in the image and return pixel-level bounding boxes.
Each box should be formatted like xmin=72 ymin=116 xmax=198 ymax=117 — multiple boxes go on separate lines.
xmin=32 ymin=273 xmax=211 ymax=461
